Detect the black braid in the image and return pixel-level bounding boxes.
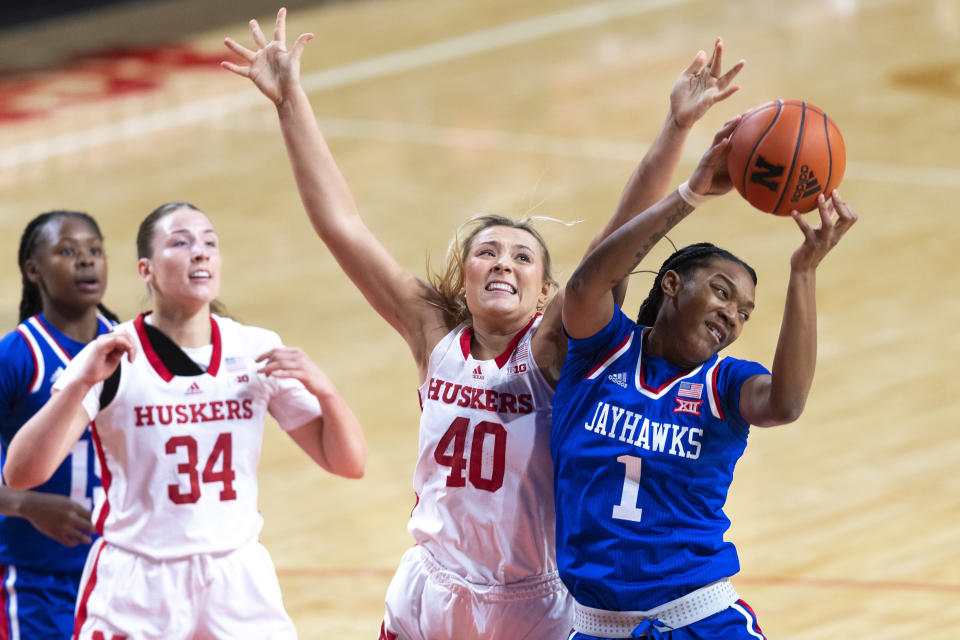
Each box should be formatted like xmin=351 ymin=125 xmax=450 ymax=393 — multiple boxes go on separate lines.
xmin=636 ymin=242 xmax=757 ymax=327
xmin=17 ymin=210 xmax=120 ymax=323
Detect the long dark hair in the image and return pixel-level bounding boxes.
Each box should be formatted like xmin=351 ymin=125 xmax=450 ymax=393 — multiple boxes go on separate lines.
xmin=636 ymin=242 xmax=757 ymax=327
xmin=17 ymin=210 xmax=119 ymax=323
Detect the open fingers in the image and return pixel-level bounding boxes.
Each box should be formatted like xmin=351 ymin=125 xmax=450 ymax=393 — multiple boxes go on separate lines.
xmin=223 ymin=36 xmax=255 ymax=61
xmin=830 ymin=190 xmax=859 ymax=232
xmin=220 ymin=60 xmax=249 ymax=77
xmin=682 ymin=49 xmax=708 ymax=77
xmin=250 ymin=18 xmax=268 ymax=48
xmin=274 ymin=7 xmax=287 ymax=46
xmin=290 ymin=32 xmax=315 ymax=63
xmin=716 ymin=59 xmax=745 ymax=92
xmin=708 ymin=38 xmax=722 ymax=76
xmin=790 ymin=210 xmax=816 ymax=241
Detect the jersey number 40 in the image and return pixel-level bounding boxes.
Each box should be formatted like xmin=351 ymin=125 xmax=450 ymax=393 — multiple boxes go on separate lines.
xmin=433 ymin=417 xmax=507 ymax=492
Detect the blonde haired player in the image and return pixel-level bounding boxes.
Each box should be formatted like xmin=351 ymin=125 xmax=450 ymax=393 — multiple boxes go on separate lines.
xmin=224 ymin=9 xmax=744 ymax=639
xmin=4 ymin=202 xmax=367 ymax=640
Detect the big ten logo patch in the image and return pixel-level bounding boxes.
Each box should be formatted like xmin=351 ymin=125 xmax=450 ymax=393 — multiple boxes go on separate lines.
xmin=0 ymin=45 xmax=243 ymax=124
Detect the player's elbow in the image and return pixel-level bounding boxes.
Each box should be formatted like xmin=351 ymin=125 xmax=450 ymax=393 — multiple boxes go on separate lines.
xmin=3 ymin=462 xmax=42 ymax=491
xmin=338 ymin=456 xmax=366 ymax=480
xmin=760 ymin=398 xmax=807 ymax=427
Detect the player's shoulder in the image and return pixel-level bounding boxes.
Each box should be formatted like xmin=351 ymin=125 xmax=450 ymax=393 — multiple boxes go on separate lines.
xmin=0 ymin=324 xmax=30 ymax=353
xmin=214 ymin=314 xmax=282 ymax=351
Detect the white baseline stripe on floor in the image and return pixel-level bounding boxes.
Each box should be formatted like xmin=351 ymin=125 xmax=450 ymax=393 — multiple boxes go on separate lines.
xmin=0 ymin=0 xmax=692 ymax=169
xmin=223 ymin=115 xmax=960 ymax=189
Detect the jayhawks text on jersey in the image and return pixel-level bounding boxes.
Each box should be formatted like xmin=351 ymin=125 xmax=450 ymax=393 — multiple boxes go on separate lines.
xmin=552 ymin=306 xmax=768 ymax=611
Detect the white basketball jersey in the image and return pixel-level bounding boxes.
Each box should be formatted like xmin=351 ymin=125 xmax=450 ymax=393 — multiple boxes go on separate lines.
xmin=409 ymin=314 xmax=557 ymax=584
xmin=56 ymin=313 xmax=322 ymax=559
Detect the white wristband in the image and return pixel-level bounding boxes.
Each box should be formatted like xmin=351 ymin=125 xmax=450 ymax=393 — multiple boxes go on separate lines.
xmin=677 ymin=181 xmax=717 ymax=208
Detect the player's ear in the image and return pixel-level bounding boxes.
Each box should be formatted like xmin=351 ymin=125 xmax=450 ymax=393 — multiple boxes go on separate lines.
xmin=137 ymin=257 xmax=152 ymax=284
xmin=23 ymin=258 xmax=42 ymax=285
xmin=661 ymin=270 xmax=682 ymax=297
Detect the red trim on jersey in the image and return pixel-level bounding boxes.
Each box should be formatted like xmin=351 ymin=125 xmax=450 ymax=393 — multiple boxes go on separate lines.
xmin=495 ymin=314 xmax=538 ymax=368
xmin=710 ymin=361 xmax=725 ymax=421
xmin=15 ymin=328 xmax=40 ymax=393
xmin=736 ymin=599 xmax=765 ymax=636
xmin=0 ymin=564 xmax=10 ymax=640
xmin=207 ymin=316 xmax=222 ymax=377
xmin=72 ymin=541 xmax=107 ymax=640
xmin=458 ymin=314 xmax=539 ymax=368
xmin=134 ymin=313 xmax=222 ymax=381
xmin=34 ymin=314 xmax=72 ymax=360
xmin=134 ymin=314 xmax=172 ymax=382
xmin=89 ymin=422 xmax=112 ymax=535
xmin=584 ymin=333 xmax=632 ymax=380
xmin=637 ymin=358 xmax=692 ymax=394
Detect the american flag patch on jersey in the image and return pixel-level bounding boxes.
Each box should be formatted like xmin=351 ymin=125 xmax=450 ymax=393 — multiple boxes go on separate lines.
xmin=678 ymin=381 xmax=703 ymax=399
xmin=225 ymin=356 xmax=246 ymax=371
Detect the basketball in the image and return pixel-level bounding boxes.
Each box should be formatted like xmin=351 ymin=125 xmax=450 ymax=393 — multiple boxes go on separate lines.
xmin=727 ymin=99 xmax=845 ymax=215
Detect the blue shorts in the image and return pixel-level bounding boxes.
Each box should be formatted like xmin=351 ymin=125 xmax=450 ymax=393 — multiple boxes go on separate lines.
xmin=567 ymin=599 xmax=766 ymax=640
xmin=0 ymin=563 xmax=83 ymax=639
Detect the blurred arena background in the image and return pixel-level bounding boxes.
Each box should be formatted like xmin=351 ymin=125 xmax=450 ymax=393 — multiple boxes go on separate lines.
xmin=1 ymin=1 xmax=957 ymax=637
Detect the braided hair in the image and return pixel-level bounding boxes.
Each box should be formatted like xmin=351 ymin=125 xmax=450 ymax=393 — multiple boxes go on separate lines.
xmin=17 ymin=210 xmax=119 ymax=324
xmin=636 ymin=242 xmax=757 ymax=327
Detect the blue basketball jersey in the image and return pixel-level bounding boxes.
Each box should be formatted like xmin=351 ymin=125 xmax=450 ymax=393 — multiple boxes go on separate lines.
xmin=551 ymin=307 xmax=768 ymax=611
xmin=0 ymin=313 xmax=112 ymax=573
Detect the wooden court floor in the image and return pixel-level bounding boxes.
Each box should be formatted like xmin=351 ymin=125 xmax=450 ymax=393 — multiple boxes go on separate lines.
xmin=0 ymin=0 xmax=958 ymax=637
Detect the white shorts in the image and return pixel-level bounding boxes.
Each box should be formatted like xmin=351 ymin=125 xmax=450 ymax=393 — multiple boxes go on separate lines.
xmin=73 ymin=538 xmax=297 ymax=640
xmin=380 ymin=546 xmax=573 ymax=640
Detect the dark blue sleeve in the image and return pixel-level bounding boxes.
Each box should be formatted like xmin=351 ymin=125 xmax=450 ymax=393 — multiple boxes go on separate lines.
xmin=0 ymin=329 xmax=33 ymax=441
xmin=717 ymin=356 xmax=769 ymax=434
xmin=560 ymin=306 xmax=638 ymax=382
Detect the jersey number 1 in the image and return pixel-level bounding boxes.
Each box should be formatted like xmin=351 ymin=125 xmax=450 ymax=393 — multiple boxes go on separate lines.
xmin=433 ymin=417 xmax=507 ymax=492
xmin=612 ymin=454 xmax=644 ymax=523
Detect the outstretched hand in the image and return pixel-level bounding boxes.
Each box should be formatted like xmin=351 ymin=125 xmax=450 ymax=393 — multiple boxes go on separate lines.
xmin=670 ymin=38 xmax=745 ymax=129
xmin=790 ymin=191 xmax=858 ymax=271
xmin=222 ymin=7 xmax=314 ymax=105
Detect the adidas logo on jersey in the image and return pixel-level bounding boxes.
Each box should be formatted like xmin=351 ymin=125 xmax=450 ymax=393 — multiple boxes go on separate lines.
xmin=50 ymin=365 xmax=65 ymax=384
xmin=185 ymin=381 xmax=203 ymax=395
xmin=607 ymin=371 xmax=629 ymax=388
xmin=472 ymin=365 xmax=484 ymax=380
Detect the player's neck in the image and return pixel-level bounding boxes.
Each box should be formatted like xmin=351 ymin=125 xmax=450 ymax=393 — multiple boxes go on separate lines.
xmin=40 ymin=304 xmax=101 ymax=343
xmin=147 ymin=304 xmax=211 ymax=348
xmin=469 ymin=315 xmax=531 ymax=361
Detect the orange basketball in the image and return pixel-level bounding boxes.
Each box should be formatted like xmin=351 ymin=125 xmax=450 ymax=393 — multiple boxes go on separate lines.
xmin=727 ymin=99 xmax=845 ymax=215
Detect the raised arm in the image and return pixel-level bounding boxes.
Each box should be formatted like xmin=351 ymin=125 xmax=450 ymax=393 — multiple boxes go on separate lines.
xmin=739 ymin=192 xmax=858 ymax=427
xmin=563 ymin=118 xmax=740 ymax=340
xmin=588 ymin=38 xmax=744 ymax=256
xmin=223 ymin=9 xmax=444 ymax=365
xmin=535 ymin=40 xmax=743 ymax=378
xmin=256 ymin=346 xmax=366 ymax=479
xmin=4 ymin=332 xmax=136 ymax=490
